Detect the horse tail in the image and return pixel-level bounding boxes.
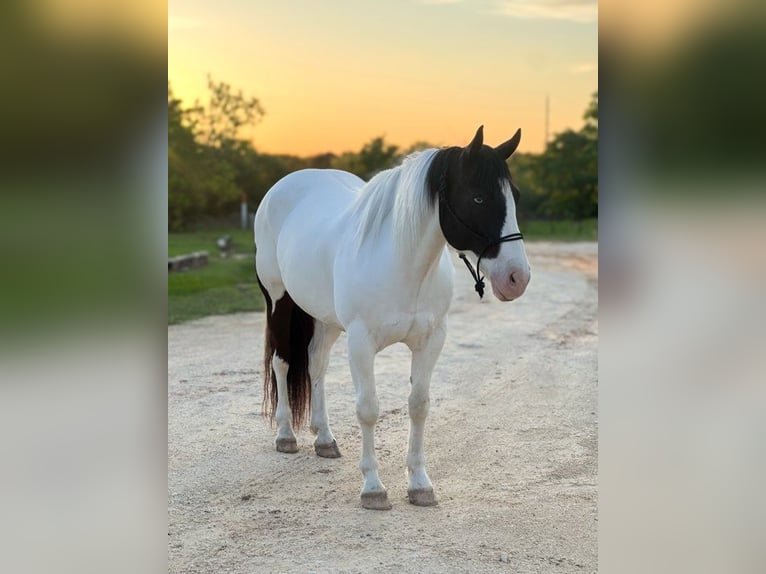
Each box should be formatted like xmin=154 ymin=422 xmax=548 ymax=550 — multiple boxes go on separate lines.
xmin=257 ymin=275 xmax=277 ymax=424
xmin=257 ymin=275 xmax=315 ymax=429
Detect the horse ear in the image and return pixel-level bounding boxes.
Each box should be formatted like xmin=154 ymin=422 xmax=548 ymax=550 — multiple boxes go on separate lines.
xmin=465 ymin=125 xmax=484 ymax=159
xmin=495 ymin=128 xmax=522 ymax=160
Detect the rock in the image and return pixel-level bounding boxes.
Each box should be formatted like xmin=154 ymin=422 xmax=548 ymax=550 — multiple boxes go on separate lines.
xmin=168 ymin=251 xmax=209 ymax=272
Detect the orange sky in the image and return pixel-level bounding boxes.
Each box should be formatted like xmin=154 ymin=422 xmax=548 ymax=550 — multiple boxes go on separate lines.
xmin=169 ymin=0 xmax=597 ymax=156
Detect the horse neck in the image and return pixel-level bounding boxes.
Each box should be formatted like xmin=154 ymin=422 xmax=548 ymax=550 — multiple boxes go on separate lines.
xmin=390 ymin=187 xmax=446 ymax=284
xmin=413 ymin=215 xmax=447 ymax=282
xmin=351 ymin=149 xmax=446 ymax=284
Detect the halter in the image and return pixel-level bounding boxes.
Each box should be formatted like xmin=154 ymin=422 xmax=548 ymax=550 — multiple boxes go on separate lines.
xmin=458 ymin=233 xmax=523 ymax=299
xmin=438 ymin=171 xmax=524 ymax=299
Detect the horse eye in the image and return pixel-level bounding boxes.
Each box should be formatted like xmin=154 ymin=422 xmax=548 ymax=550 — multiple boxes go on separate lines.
xmin=473 ymin=196 xmax=484 ymax=204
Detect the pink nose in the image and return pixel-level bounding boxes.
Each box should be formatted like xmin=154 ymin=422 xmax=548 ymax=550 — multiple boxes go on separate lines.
xmin=490 ymin=267 xmax=530 ymax=301
xmin=509 ymin=268 xmax=531 ymax=296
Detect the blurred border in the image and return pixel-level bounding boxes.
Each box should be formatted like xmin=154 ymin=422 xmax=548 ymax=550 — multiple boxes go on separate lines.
xmin=2 ymin=1 xmax=765 ymax=572
xmin=601 ymin=1 xmax=766 ymax=572
xmin=0 ymin=2 xmax=167 ymax=573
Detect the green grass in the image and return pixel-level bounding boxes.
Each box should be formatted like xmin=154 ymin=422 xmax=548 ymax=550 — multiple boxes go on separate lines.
xmin=520 ymin=218 xmax=598 ymax=241
xmin=168 ymin=228 xmax=254 ymax=257
xmin=168 ymin=219 xmax=596 ymax=324
xmin=168 ymin=228 xmax=264 ymax=324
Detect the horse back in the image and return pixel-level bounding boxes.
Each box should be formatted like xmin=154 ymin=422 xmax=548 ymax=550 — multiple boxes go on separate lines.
xmin=255 ymin=169 xmax=363 ymax=326
xmin=256 ymin=169 xmax=361 ymax=232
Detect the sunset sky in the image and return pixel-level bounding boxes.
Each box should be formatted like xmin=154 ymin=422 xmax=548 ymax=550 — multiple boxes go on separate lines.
xmin=169 ymin=0 xmax=597 ymax=156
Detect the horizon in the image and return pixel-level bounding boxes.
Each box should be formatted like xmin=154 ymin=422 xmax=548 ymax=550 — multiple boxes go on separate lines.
xmin=169 ymin=0 xmax=597 ymax=156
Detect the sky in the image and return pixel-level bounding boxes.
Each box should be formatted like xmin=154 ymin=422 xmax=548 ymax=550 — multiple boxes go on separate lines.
xmin=169 ymin=0 xmax=597 ymax=156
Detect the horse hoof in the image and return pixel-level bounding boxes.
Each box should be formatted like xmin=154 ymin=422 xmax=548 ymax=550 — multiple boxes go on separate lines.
xmin=361 ymin=491 xmax=392 ymax=511
xmin=314 ymin=440 xmax=341 ymax=458
xmin=275 ymin=438 xmax=298 ymax=453
xmin=407 ymin=488 xmax=438 ymax=507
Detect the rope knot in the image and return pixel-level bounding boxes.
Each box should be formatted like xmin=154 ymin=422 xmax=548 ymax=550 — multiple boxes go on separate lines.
xmin=457 ymin=232 xmax=524 ymax=300
xmin=459 ymin=253 xmax=486 ymax=299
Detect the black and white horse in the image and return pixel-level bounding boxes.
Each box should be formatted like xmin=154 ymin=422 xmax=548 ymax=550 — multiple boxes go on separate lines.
xmin=254 ymin=126 xmax=531 ymax=509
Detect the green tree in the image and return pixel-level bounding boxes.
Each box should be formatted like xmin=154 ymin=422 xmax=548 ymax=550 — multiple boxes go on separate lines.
xmin=332 ymin=136 xmax=400 ymax=179
xmin=330 ymin=151 xmax=363 ymax=176
xmin=359 ymin=136 xmax=400 ymax=178
xmin=167 ymin=81 xmax=254 ymax=230
xmin=583 ymin=91 xmax=598 ymax=136
xmin=534 ymin=128 xmax=597 ymax=221
xmin=526 ymin=91 xmax=598 ymax=222
xmin=508 ymin=152 xmax=545 ymax=222
xmin=189 ymin=74 xmax=265 ymax=148
xmin=580 ymin=91 xmax=598 ymax=214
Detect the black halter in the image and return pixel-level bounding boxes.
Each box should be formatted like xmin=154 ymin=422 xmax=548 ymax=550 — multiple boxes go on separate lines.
xmin=438 ymin=172 xmax=524 ymax=299
xmin=458 ymin=233 xmax=523 ymax=298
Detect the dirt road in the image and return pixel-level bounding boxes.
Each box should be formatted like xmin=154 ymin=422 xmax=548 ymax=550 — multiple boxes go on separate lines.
xmin=168 ymin=242 xmax=598 ymax=573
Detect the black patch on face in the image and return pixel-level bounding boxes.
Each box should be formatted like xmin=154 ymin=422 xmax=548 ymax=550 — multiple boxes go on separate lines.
xmin=426 ymin=145 xmax=519 ymax=260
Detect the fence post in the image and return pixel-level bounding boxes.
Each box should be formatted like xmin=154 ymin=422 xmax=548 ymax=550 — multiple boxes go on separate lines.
xmin=241 ymin=194 xmax=248 ymax=230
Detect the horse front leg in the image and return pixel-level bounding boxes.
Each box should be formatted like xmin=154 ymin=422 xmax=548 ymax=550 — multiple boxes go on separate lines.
xmin=347 ymin=322 xmax=390 ymax=510
xmin=406 ymin=321 xmax=446 ymax=506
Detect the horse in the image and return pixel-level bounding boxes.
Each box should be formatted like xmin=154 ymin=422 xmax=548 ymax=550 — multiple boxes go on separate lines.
xmin=254 ymin=126 xmax=531 ymax=510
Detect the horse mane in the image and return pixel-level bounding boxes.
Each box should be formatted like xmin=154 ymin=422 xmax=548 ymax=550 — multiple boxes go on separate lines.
xmin=351 ymin=148 xmax=440 ymax=253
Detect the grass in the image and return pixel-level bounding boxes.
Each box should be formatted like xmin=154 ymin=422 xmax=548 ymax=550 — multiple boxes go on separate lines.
xmin=168 ymin=219 xmax=596 ymax=324
xmin=520 ymin=218 xmax=598 ymax=241
xmin=168 ymin=228 xmax=254 ymax=257
xmin=168 ymin=228 xmax=264 ymax=325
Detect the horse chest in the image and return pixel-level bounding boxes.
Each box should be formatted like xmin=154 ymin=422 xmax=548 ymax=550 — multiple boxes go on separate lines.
xmin=371 ymin=310 xmax=438 ymax=349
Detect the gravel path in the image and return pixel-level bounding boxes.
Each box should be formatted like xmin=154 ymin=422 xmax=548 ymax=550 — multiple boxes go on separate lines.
xmin=169 ymin=241 xmax=598 ymax=573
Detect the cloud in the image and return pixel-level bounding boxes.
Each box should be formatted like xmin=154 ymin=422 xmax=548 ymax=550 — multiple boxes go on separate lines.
xmin=570 ymin=62 xmax=597 ymax=74
xmin=495 ymin=0 xmax=597 ymax=23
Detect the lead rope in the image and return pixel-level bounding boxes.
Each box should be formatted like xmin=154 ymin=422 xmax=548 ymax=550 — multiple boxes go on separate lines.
xmin=458 ymin=232 xmax=524 ymax=298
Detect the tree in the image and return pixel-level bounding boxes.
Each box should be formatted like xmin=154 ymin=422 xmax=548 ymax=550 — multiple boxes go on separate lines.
xmin=533 ymin=128 xmax=597 ymax=221
xmin=583 ymin=91 xmax=598 ymax=136
xmin=189 ymin=74 xmax=265 ymax=148
xmin=358 ymin=136 xmax=400 ymax=179
xmin=330 ymin=151 xmax=364 ymax=177
xmin=331 ymin=136 xmax=401 ymax=179
xmin=508 ymin=152 xmax=545 ymax=222
xmin=580 ymin=91 xmax=598 ymax=215
xmin=523 ymin=91 xmax=598 ymax=223
xmin=169 ymin=84 xmax=209 ymax=230
xmin=167 ymin=82 xmax=254 ymax=230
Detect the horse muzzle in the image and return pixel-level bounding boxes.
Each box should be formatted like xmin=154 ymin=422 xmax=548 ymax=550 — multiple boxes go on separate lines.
xmin=490 ymin=267 xmax=531 ymax=301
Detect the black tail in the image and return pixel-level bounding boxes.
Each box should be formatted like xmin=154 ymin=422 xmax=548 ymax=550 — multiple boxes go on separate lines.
xmin=257 ymin=275 xmax=315 ymax=428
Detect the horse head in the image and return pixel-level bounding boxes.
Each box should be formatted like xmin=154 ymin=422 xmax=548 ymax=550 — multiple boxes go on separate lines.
xmin=433 ymin=126 xmax=531 ymax=301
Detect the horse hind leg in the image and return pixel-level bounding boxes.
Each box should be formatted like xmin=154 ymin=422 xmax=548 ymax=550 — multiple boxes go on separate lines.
xmin=272 ymin=355 xmax=298 ymax=453
xmin=309 ymin=323 xmax=342 ymax=458
xmin=259 ymin=278 xmax=315 ymax=454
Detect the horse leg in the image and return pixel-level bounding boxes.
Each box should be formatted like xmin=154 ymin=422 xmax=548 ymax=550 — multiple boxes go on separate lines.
xmin=309 ymin=322 xmax=342 ymax=458
xmin=267 ymin=289 xmax=299 ymax=453
xmin=406 ymin=321 xmax=446 ymax=506
xmin=272 ymin=355 xmax=298 ymax=453
xmin=347 ymin=322 xmax=390 ymax=510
